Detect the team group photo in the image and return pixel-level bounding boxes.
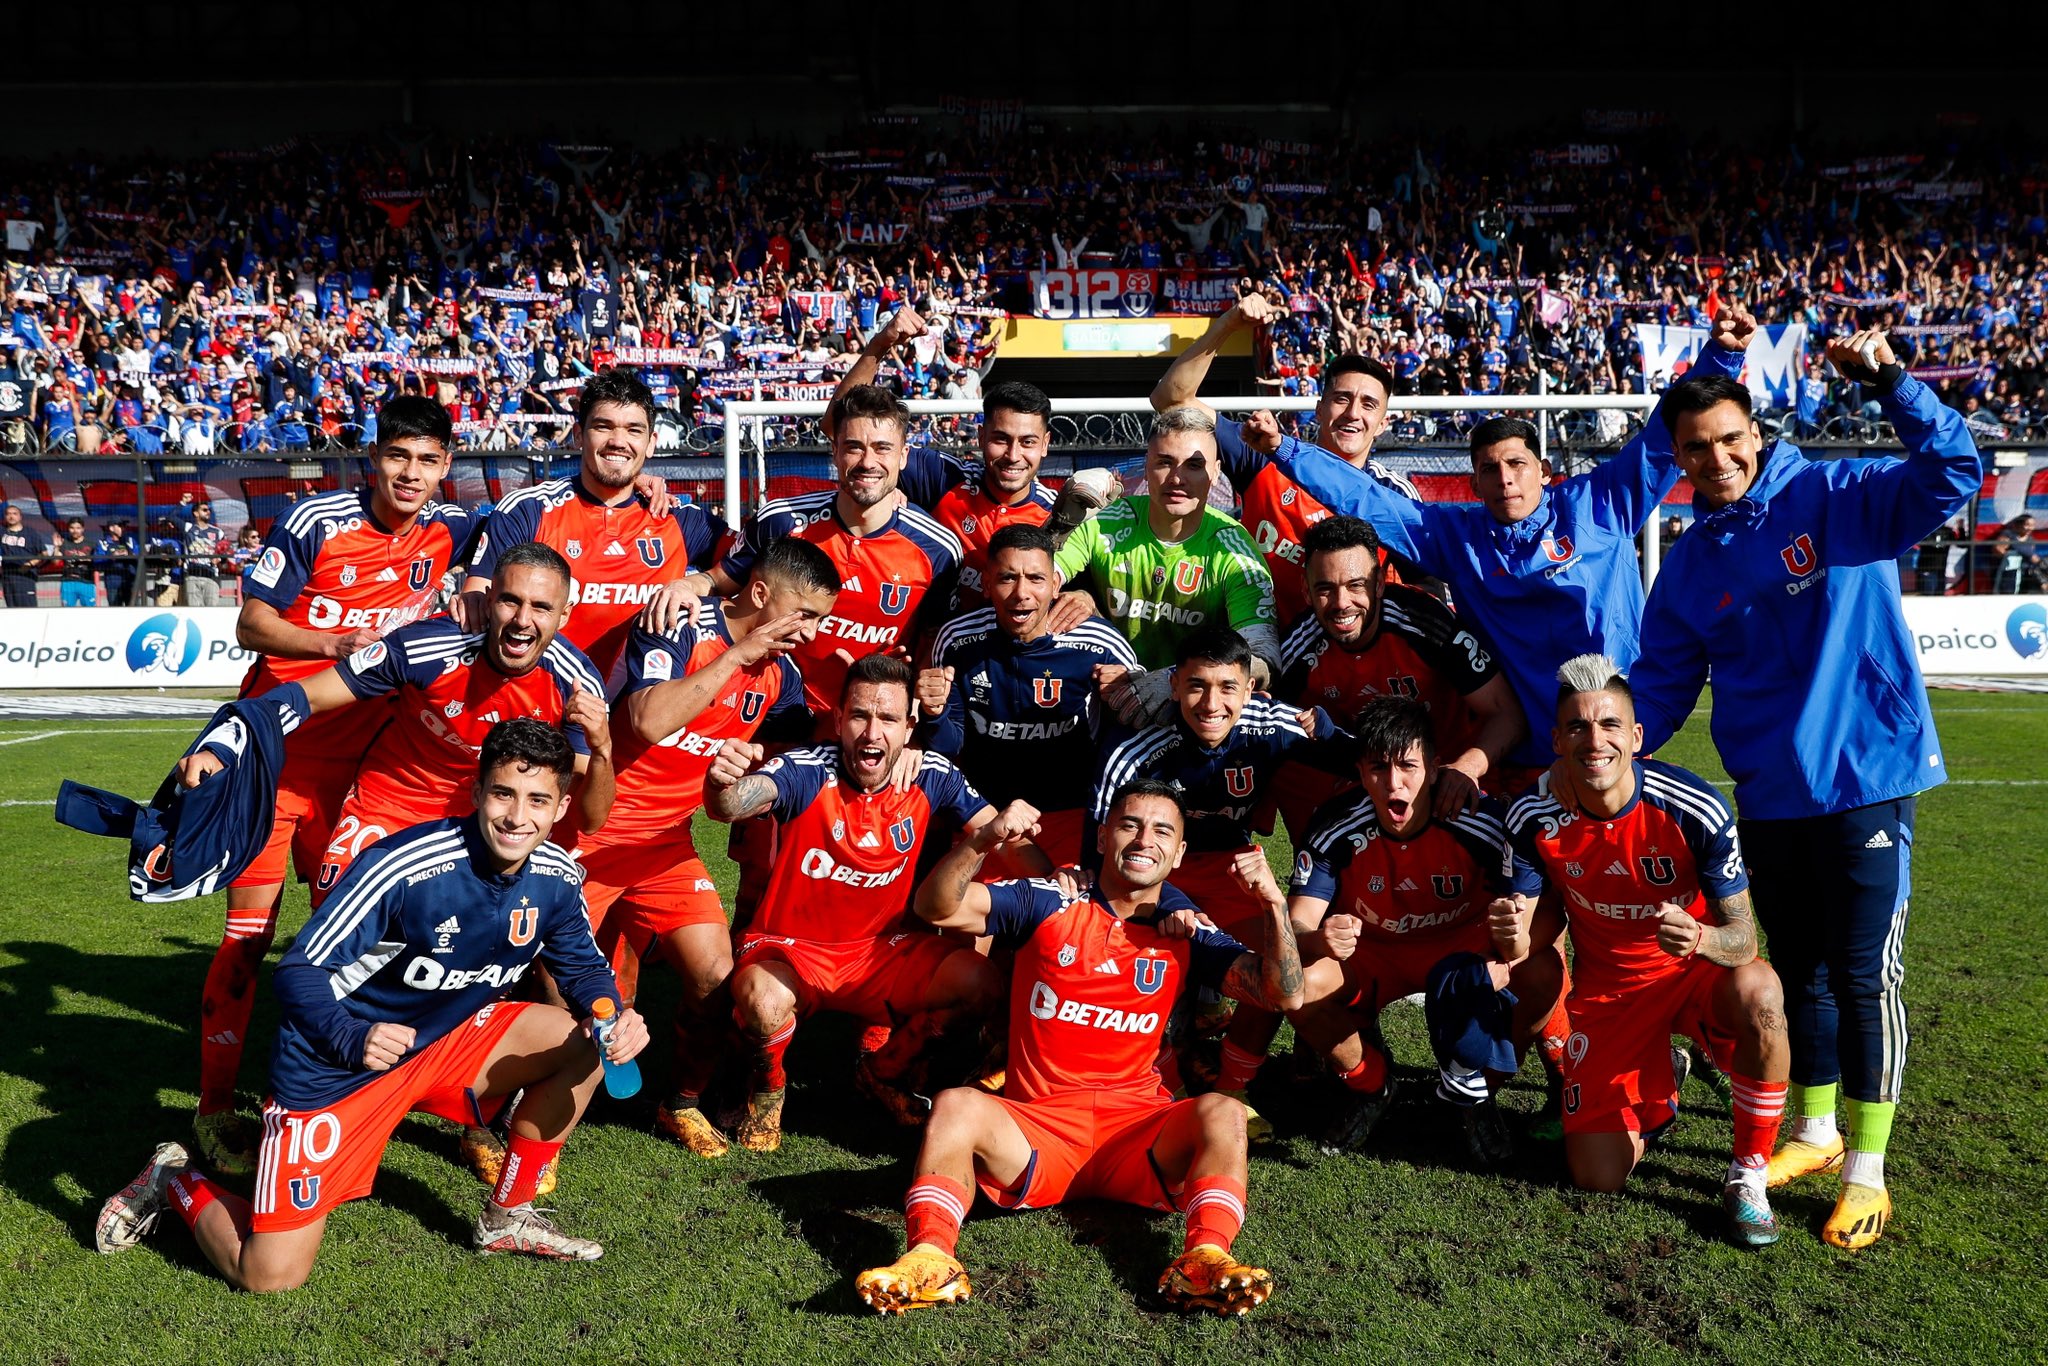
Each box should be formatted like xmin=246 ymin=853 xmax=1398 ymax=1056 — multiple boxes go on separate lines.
xmin=2 ymin=6 xmax=2043 ymax=1362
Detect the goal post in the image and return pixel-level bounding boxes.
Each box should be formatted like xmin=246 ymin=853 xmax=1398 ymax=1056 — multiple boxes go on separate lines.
xmin=718 ymin=392 xmax=1665 ymax=586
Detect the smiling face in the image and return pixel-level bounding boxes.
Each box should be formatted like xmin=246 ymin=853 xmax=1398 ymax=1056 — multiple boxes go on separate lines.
xmin=979 ymin=405 xmax=1048 ymax=499
xmin=471 ymin=758 xmax=571 ymax=872
xmin=370 ymin=435 xmax=450 ymax=523
xmin=985 ymin=543 xmax=1055 ymax=639
xmin=1314 ymin=368 xmax=1390 ymax=461
xmin=834 ymin=415 xmax=907 ymax=510
xmin=576 ymin=399 xmax=653 ymax=492
xmin=1305 ymin=543 xmax=1383 ymax=649
xmin=750 ymin=572 xmax=836 ymax=648
xmin=1552 ymin=687 xmax=1643 ymax=799
xmin=1174 ymin=657 xmax=1251 ymax=748
xmin=1673 ymin=400 xmax=1763 ymax=509
xmin=484 ymin=561 xmax=571 ymax=675
xmin=839 ymin=678 xmax=914 ymax=792
xmin=1470 ymin=435 xmax=1549 ymax=525
xmin=1096 ymin=792 xmax=1187 ymax=894
xmin=1360 ymin=739 xmax=1433 ymax=838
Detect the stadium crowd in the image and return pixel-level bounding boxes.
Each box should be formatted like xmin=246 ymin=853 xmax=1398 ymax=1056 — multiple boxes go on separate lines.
xmin=76 ymin=304 xmax=1971 ymax=1307
xmin=4 ymin=124 xmax=2047 ymax=459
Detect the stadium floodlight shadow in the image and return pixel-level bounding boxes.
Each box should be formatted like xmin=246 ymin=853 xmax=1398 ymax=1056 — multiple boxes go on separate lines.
xmin=0 ymin=940 xmax=212 ymax=1241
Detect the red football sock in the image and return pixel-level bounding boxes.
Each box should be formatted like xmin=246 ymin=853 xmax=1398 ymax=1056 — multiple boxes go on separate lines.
xmin=741 ymin=1014 xmax=796 ymax=1092
xmin=1539 ymin=990 xmax=1572 ymax=1075
xmin=1216 ymin=1041 xmax=1265 ymax=1093
xmin=167 ymin=1169 xmax=221 ymax=1230
xmin=904 ymin=1173 xmax=970 ymax=1257
xmin=1729 ymin=1072 xmax=1787 ymax=1171
xmin=1180 ymin=1174 xmax=1248 ymax=1254
xmin=197 ymin=914 xmax=276 ymax=1114
xmin=1338 ymin=1046 xmax=1387 ymax=1094
xmin=490 ymin=1134 xmax=564 ymax=1209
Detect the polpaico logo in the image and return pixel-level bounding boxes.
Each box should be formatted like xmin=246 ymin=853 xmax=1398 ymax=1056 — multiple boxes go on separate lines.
xmin=2009 ymin=603 xmax=2048 ymax=661
xmin=127 ymin=613 xmax=204 ymax=676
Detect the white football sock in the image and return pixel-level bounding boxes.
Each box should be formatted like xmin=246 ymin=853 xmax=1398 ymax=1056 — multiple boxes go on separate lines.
xmin=1793 ymin=1111 xmax=1839 ymax=1146
xmin=1842 ymin=1150 xmax=1885 ymax=1189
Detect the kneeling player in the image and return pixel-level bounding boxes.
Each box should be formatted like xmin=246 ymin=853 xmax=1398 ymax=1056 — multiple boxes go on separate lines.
xmin=1285 ymin=696 xmax=1561 ymax=1164
xmin=855 ymin=782 xmax=1306 ymax=1318
xmin=1499 ymin=656 xmax=1790 ymax=1246
xmin=704 ymin=654 xmax=1040 ymax=1148
xmin=95 ymin=721 xmax=648 ymax=1289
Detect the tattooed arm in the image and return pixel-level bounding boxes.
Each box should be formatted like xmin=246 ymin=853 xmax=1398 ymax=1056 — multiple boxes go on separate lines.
xmin=1654 ymin=890 xmax=1759 ymax=968
xmin=914 ymin=800 xmax=1043 ymax=934
xmin=1216 ymin=848 xmax=1307 ymax=1013
xmin=702 ymin=740 xmax=779 ymax=823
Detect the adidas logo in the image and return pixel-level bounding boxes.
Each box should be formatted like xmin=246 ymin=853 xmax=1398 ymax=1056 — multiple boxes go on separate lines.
xmin=604 ymin=540 xmax=627 ymax=556
xmin=204 ymin=1030 xmax=240 ymax=1046
xmin=482 ymin=711 xmax=501 ymax=724
xmin=857 ymin=832 xmax=880 ymax=849
xmin=843 ymin=575 xmax=864 ymax=592
xmin=435 ymin=917 xmax=462 ymax=935
xmin=1606 ymin=860 xmax=1630 ymax=877
xmin=1396 ymin=878 xmax=1418 ymax=892
xmin=1094 ymin=960 xmax=1120 ymax=975
xmin=375 ymin=566 xmax=398 ymax=581
xmin=1864 ymin=829 xmax=1893 ymax=849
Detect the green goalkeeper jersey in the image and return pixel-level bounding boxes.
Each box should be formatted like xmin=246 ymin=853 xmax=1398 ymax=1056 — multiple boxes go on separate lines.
xmin=1054 ymin=497 xmax=1276 ymax=671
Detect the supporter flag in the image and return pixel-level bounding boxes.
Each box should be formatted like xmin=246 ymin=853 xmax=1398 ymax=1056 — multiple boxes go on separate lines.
xmin=1639 ymin=323 xmax=1808 ymax=408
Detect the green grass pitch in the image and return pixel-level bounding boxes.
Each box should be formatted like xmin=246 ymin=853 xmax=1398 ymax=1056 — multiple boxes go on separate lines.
xmin=1 ymin=693 xmax=2044 ymax=1364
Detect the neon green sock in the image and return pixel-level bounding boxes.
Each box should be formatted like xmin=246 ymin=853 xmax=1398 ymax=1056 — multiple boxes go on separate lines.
xmin=1845 ymin=1098 xmax=1896 ymax=1155
xmin=1795 ymin=1082 xmax=1839 ymax=1119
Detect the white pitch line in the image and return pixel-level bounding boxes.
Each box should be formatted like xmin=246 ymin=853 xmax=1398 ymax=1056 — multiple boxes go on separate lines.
xmin=2 ymin=799 xmax=54 ymax=807
xmin=0 ymin=726 xmax=192 ymax=747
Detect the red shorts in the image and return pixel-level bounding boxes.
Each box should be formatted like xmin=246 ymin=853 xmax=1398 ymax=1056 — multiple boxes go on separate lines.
xmin=232 ymin=754 xmax=355 ymax=890
xmin=1561 ymin=958 xmax=1736 ymax=1137
xmin=1338 ymin=920 xmax=1493 ymax=1011
xmin=312 ymin=786 xmax=466 ymax=904
xmin=979 ymin=807 xmax=1085 ymax=882
xmin=1164 ymin=847 xmax=1271 ymax=943
xmin=1269 ymin=763 xmax=1354 ymax=843
xmin=978 ymin=1089 xmax=1188 ymax=1211
xmin=735 ymin=931 xmax=962 ymax=1026
xmin=249 ymin=1000 xmax=533 ymax=1232
xmin=578 ymin=826 xmax=727 ymax=981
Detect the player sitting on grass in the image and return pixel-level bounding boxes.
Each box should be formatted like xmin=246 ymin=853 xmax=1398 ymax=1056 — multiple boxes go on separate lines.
xmin=703 ymin=654 xmax=1042 ymax=1149
xmin=95 ymin=720 xmax=648 ymax=1289
xmin=1284 ymin=695 xmax=1562 ymax=1166
xmin=1498 ymin=656 xmax=1790 ymax=1247
xmin=854 ymin=781 xmax=1305 ymax=1318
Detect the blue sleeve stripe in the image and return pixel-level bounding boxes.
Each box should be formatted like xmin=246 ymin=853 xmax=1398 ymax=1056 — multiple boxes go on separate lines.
xmin=1641 ymin=769 xmax=1734 ymax=835
xmin=301 ymin=829 xmax=467 ymax=965
xmin=281 ymin=490 xmax=364 ymax=538
xmin=897 ymin=505 xmax=967 ymax=565
xmin=935 ymin=608 xmax=997 ymax=660
xmin=1095 ymin=728 xmax=1177 ymax=818
xmin=1308 ymin=802 xmax=1377 ymax=856
xmin=543 ymin=639 xmax=606 ymax=696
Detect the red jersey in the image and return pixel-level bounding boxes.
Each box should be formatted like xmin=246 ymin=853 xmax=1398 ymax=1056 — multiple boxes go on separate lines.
xmin=753 ymin=744 xmax=988 ymax=942
xmin=982 ymin=879 xmax=1245 ymax=1103
xmin=590 ymin=602 xmax=809 ymax=844
xmin=724 ymin=492 xmax=962 ymax=714
xmin=240 ymin=489 xmax=474 ymax=760
xmin=1215 ymin=421 xmax=1422 ymax=619
xmin=930 ymin=480 xmax=1056 ymax=610
xmin=1289 ymin=794 xmax=1516 ymax=943
xmin=1276 ymin=583 xmax=1497 ymax=747
xmin=468 ymin=478 xmax=728 ymax=683
xmin=335 ymin=615 xmax=602 ymax=815
xmin=1505 ymin=760 xmax=1748 ymax=996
